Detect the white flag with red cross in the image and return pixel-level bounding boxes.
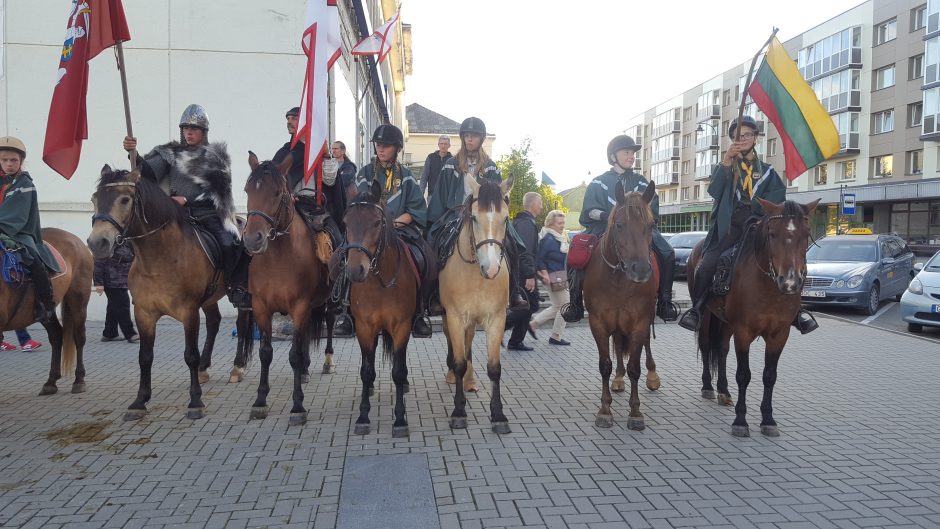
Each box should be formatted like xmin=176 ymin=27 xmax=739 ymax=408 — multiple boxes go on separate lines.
xmin=350 ymin=8 xmax=400 ymax=63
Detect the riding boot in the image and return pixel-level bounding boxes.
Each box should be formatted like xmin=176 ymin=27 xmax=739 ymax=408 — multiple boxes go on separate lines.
xmin=656 ymin=257 xmax=679 ymax=322
xmin=678 ymin=269 xmax=711 ymax=331
xmin=225 ymin=248 xmax=252 ymax=309
xmin=29 ymin=260 xmax=57 ymax=324
xmin=505 ymin=240 xmax=529 ymax=312
xmin=411 ymin=285 xmax=433 ymax=338
xmin=560 ymin=267 xmax=585 ymax=323
xmin=792 ymin=309 xmax=819 ymax=334
xmin=333 ymin=275 xmax=354 ymax=337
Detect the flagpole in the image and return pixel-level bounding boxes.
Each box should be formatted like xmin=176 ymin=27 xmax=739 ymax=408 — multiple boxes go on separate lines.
xmin=732 ymin=27 xmax=778 ymax=198
xmin=114 ymin=40 xmax=136 ymax=171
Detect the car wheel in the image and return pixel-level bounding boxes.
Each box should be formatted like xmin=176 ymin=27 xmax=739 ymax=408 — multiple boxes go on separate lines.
xmin=864 ymin=284 xmax=880 ymax=316
xmin=908 ymin=322 xmax=923 ymax=333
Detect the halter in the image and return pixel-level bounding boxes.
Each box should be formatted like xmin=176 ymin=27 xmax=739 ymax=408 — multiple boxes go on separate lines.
xmin=600 ymin=202 xmax=652 ymax=274
xmin=750 ymin=212 xmax=809 ymax=291
xmin=246 ymin=190 xmax=294 ymax=241
xmin=339 ymin=201 xmax=401 ymax=288
xmin=91 ymin=181 xmax=169 ymax=245
xmin=455 ymin=196 xmax=507 ymax=276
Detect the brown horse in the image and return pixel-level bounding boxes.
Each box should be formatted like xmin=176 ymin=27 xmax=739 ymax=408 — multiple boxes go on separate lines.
xmin=687 ymin=198 xmax=819 ymax=437
xmin=87 ymin=165 xmax=253 ymax=421
xmin=338 ymin=180 xmax=420 ymax=437
xmin=440 ymin=176 xmax=514 ymax=434
xmin=242 ymin=152 xmax=334 ymax=425
xmin=583 ymin=182 xmax=659 ymax=430
xmin=1 ymin=228 xmax=92 ymax=395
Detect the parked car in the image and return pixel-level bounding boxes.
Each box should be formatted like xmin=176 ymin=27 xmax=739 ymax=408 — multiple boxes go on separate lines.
xmin=669 ymin=231 xmax=708 ymax=278
xmin=900 ymin=250 xmax=940 ymax=332
xmin=660 ymin=232 xmax=677 ymax=242
xmin=802 ymin=233 xmax=915 ymax=315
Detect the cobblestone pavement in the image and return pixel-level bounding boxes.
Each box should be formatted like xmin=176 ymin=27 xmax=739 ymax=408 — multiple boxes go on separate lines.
xmin=1 ymin=314 xmax=939 ymax=529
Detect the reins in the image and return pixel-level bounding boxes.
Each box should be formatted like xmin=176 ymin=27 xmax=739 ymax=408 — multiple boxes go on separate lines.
xmin=600 ymin=202 xmax=652 ymax=274
xmin=91 ymin=182 xmax=169 ymax=245
xmin=246 ymin=191 xmax=294 ymax=241
xmin=340 ymin=201 xmax=402 ymax=288
xmin=748 ymin=212 xmax=809 ymax=290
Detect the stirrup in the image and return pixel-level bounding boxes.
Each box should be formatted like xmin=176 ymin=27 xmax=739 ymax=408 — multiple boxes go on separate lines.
xmin=560 ymin=302 xmax=583 ymax=323
xmin=412 ymin=316 xmax=433 ymax=338
xmin=657 ymin=300 xmax=680 ymax=322
xmin=677 ymin=308 xmax=700 ymax=332
xmin=793 ymin=310 xmax=818 ymax=335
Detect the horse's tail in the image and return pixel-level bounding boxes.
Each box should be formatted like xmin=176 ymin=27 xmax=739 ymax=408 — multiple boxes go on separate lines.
xmin=237 ymin=310 xmax=255 ymax=368
xmin=59 ymin=297 xmax=78 ymax=376
xmin=380 ymin=330 xmax=394 ymax=364
xmin=701 ymin=311 xmax=724 ymax=379
xmin=310 ymin=304 xmax=325 ymax=350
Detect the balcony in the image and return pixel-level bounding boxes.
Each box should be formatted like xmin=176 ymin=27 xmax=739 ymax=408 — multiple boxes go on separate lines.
xmin=653 ymin=172 xmax=679 ymax=186
xmin=695 ymin=133 xmax=719 ymax=152
xmin=651 ymin=120 xmax=681 ymax=139
xmin=696 ymin=104 xmax=721 ymax=122
xmin=694 ymin=163 xmax=716 ymax=181
xmin=651 ymin=147 xmax=680 ymax=163
xmin=834 ymin=132 xmax=861 ymax=155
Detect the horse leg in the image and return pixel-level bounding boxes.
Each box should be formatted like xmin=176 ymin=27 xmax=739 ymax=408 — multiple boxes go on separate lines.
xmin=183 ymin=311 xmax=205 ymax=419
xmin=448 ymin=315 xmax=470 ymax=429
xmin=322 ymin=305 xmax=336 ymax=374
xmin=731 ymin=333 xmax=753 ymax=437
xmin=288 ymin=306 xmax=311 ymax=425
xmin=759 ymin=332 xmax=787 ymax=437
xmin=39 ymin=315 xmax=64 ymax=395
xmin=485 ymin=320 xmax=510 ymax=434
xmin=70 ymin=300 xmax=88 ymax=394
xmin=125 ymin=310 xmax=158 ymax=421
xmin=590 ymin=321 xmax=614 ymax=428
xmin=354 ymin=330 xmax=378 ymax=435
xmin=444 ymin=319 xmax=456 ymax=384
xmin=644 ymin=338 xmax=660 ymax=391
xmin=391 ymin=325 xmax=411 ymax=438
xmin=463 ymin=325 xmax=478 ymax=393
xmin=716 ymin=323 xmax=734 ymax=406
xmin=230 ymin=310 xmax=251 ymax=383
xmin=198 ymin=303 xmax=222 ymax=384
xmin=699 ymin=314 xmax=715 ymax=399
xmin=250 ymin=311 xmax=274 ymax=420
xmin=626 ymin=332 xmax=647 ymax=431
xmin=611 ymin=333 xmax=626 ymax=393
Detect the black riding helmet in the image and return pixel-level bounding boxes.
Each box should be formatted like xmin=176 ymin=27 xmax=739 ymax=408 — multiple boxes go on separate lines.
xmin=371 ymin=124 xmax=404 ymax=148
xmin=459 ymin=117 xmax=486 ymax=137
xmin=606 ymin=135 xmax=641 ymax=165
xmin=728 ymin=116 xmax=759 ymax=139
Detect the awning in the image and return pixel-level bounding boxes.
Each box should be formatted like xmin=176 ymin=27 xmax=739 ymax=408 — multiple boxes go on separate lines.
xmin=788 ymin=177 xmax=940 ymax=205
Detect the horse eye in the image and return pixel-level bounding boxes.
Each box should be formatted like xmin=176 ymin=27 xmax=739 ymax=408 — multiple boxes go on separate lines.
xmin=372 ymin=220 xmax=381 ymax=228
xmin=120 ymin=196 xmax=131 ymax=205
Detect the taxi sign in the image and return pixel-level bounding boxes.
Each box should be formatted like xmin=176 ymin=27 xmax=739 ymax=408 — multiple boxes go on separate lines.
xmin=845 ymin=227 xmax=873 ymax=235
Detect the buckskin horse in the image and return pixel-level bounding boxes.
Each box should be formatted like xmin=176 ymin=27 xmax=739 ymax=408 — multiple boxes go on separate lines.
xmin=687 ymin=198 xmax=819 ymax=436
xmin=583 ymin=182 xmax=660 ymax=430
xmin=440 ymin=176 xmax=514 ymax=434
xmin=242 ymin=152 xmax=335 ymax=426
xmin=1 ymin=228 xmax=92 ymax=395
xmin=87 ymin=165 xmax=253 ymax=420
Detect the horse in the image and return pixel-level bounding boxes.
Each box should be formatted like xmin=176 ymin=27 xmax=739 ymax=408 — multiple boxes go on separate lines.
xmin=337 ymin=180 xmax=420 ymax=437
xmin=582 ymin=182 xmax=659 ymax=430
xmin=1 ymin=228 xmax=92 ymax=395
xmin=687 ymin=198 xmax=819 ymax=437
xmin=87 ymin=165 xmax=253 ymax=421
xmin=440 ymin=175 xmax=514 ymax=434
xmin=242 ymin=152 xmax=335 ymax=425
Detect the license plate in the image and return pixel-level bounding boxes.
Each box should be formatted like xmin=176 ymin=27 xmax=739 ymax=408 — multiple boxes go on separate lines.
xmin=933 ymin=304 xmax=940 ymax=314
xmin=802 ymin=290 xmax=826 ymax=298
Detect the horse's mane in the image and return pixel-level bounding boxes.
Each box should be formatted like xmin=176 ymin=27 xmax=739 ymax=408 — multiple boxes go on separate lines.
xmin=609 ymin=191 xmax=653 ymax=228
xmin=476 ymin=179 xmax=503 ymax=212
xmin=98 ymin=169 xmax=187 ymax=227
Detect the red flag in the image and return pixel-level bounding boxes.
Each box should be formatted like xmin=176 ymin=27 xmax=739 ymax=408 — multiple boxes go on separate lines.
xmin=43 ymin=0 xmax=131 ymax=179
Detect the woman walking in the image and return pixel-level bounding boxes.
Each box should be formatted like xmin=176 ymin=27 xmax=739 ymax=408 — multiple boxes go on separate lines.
xmin=93 ymin=243 xmax=138 ymax=342
xmin=531 ymin=210 xmax=571 ymax=346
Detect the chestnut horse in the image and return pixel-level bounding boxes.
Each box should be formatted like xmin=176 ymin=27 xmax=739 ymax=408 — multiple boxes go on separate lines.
xmin=1 ymin=228 xmax=92 ymax=395
xmin=687 ymin=198 xmax=819 ymax=437
xmin=87 ymin=166 xmax=253 ymax=421
xmin=441 ymin=176 xmax=514 ymax=434
xmin=583 ymin=182 xmax=659 ymax=430
xmin=242 ymin=153 xmax=335 ymax=426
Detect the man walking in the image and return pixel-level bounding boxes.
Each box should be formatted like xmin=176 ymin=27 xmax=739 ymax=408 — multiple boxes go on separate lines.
xmin=419 ymin=135 xmax=452 ymax=196
xmin=506 ymin=192 xmax=542 ymax=351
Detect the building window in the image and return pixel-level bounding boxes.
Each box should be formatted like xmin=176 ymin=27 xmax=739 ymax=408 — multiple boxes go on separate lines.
xmin=872 ymin=110 xmax=895 ymax=134
xmin=838 ymin=160 xmax=856 ymax=181
xmin=734 ymin=85 xmax=739 ymax=101
xmin=683 ymin=106 xmax=693 ymax=121
xmin=814 ymin=165 xmax=828 ymax=185
xmin=874 ymin=18 xmax=897 ymax=45
xmin=680 ymin=187 xmax=690 ymax=201
xmin=872 ymin=155 xmax=894 ymax=178
xmin=767 ymin=138 xmax=777 ymax=156
xmin=909 ymin=102 xmax=924 ymax=128
xmin=721 ymin=120 xmax=729 ymax=137
xmin=907 ymin=150 xmax=924 ymax=174
xmin=693 ymin=185 xmax=701 ymax=199
xmin=682 ymin=133 xmax=692 ymax=149
xmin=912 ymin=4 xmax=927 ymax=31
xmin=811 ymin=68 xmax=861 ymax=113
xmin=910 ymin=54 xmax=925 ymax=80
xmin=874 ymin=65 xmax=896 ymax=90
xmin=669 ymin=189 xmax=677 ymax=202
xmin=928 ymin=37 xmax=940 ymax=85
xmin=930 ymin=0 xmax=940 ymax=34
xmin=723 ymin=89 xmax=731 ymax=106
xmin=681 ymin=160 xmax=690 ymax=175
xmin=798 ymin=27 xmax=862 ymax=80
xmin=833 ymin=111 xmax=860 ymax=151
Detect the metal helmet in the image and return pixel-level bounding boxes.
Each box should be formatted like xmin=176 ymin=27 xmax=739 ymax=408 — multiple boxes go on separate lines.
xmin=606 ymin=135 xmax=641 ymax=165
xmin=728 ymin=116 xmax=759 ymax=139
xmin=0 ymin=136 xmax=27 ymax=158
xmin=179 ymin=104 xmax=210 ymax=131
xmin=371 ymin=124 xmax=404 ymax=148
xmin=459 ymin=117 xmax=487 ymax=137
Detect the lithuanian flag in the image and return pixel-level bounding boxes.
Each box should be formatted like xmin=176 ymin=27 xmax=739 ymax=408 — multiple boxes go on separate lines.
xmin=747 ymin=37 xmax=840 ymax=180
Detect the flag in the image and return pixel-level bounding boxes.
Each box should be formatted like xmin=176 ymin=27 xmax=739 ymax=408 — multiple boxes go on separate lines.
xmin=293 ymin=0 xmax=341 ymax=192
xmin=350 ymin=8 xmax=400 ymax=63
xmin=746 ymin=37 xmax=840 ymax=180
xmin=541 ymin=171 xmax=555 ymax=186
xmin=43 ymin=0 xmax=131 ymax=179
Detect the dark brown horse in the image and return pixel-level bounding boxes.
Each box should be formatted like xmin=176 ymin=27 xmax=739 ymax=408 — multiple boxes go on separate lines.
xmin=687 ymin=198 xmax=819 ymax=436
xmin=87 ymin=165 xmax=253 ymax=421
xmin=583 ymin=182 xmax=659 ymax=430
xmin=242 ymin=152 xmax=335 ymax=425
xmin=338 ymin=180 xmax=419 ymax=437
xmin=2 ymin=228 xmax=92 ymax=395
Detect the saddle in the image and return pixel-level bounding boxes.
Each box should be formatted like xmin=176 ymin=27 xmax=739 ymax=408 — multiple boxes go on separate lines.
xmin=190 ymin=220 xmax=222 ymax=270
xmin=294 ymin=191 xmax=339 ymax=263
xmin=433 ymin=211 xmax=464 ymax=270
xmin=711 ymin=217 xmax=759 ymax=296
xmin=0 ymin=240 xmax=68 ymax=285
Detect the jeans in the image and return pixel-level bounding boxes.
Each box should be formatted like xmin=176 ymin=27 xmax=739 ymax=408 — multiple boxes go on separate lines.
xmin=104 ymin=288 xmax=137 ymax=339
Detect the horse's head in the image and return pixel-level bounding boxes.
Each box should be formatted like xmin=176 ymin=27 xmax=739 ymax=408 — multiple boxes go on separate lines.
xmin=465 ymin=174 xmax=514 ymax=279
xmin=88 ymin=164 xmax=141 ymax=259
xmin=342 ymin=179 xmax=389 ymax=282
xmin=243 ymin=151 xmax=293 ymax=254
xmin=756 ymin=197 xmax=821 ymax=294
xmin=605 ymin=180 xmax=657 ymax=282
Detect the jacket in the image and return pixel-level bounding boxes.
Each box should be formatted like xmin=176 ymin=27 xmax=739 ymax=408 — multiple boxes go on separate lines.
xmin=579 ymin=169 xmax=660 ymax=237
xmin=355 ymin=161 xmax=427 ymax=230
xmin=512 ymin=210 xmax=539 ymax=280
xmin=93 ymin=243 xmax=134 ymax=289
xmin=536 ymin=234 xmax=567 ymax=273
xmin=420 ymin=151 xmax=453 ymax=195
xmin=0 ymin=172 xmax=59 ymax=272
xmin=702 ymin=158 xmax=787 ymax=252
xmin=426 ymin=157 xmax=501 ymax=240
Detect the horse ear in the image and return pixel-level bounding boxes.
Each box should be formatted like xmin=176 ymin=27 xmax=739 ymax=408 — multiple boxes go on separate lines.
xmin=466 ymin=174 xmax=481 ymax=196
xmin=615 ymin=180 xmax=627 ymax=205
xmin=501 ymin=173 xmax=514 ymax=198
xmin=758 ymin=198 xmax=783 ymax=214
xmin=276 ymin=153 xmax=292 ymax=177
xmin=370 ymin=178 xmax=382 ymax=202
xmin=804 ymin=198 xmax=821 ymax=214
xmin=248 ymin=151 xmax=259 ymax=172
xmin=100 ymin=164 xmax=112 ymax=178
xmin=642 ymin=181 xmax=656 ymax=204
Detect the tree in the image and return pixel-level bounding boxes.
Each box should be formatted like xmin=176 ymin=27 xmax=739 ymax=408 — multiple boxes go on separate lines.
xmin=496 ymin=138 xmax=568 ymax=227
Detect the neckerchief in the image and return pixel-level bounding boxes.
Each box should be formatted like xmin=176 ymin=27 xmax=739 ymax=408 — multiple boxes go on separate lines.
xmin=739 ymin=160 xmax=753 ymax=199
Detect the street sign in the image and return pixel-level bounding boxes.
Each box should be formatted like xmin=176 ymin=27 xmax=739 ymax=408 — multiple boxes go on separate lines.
xmin=842 ymin=193 xmax=856 ymax=215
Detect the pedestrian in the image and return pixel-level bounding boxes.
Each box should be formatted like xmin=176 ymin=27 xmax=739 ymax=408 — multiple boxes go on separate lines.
xmin=0 ymin=329 xmax=42 ymax=351
xmin=531 ymin=209 xmax=570 ymax=346
xmin=330 ymin=141 xmax=358 ymax=202
xmin=93 ymin=242 xmax=138 ymax=343
xmin=419 ymin=135 xmax=452 ymax=196
xmin=505 ymin=192 xmax=542 ymax=351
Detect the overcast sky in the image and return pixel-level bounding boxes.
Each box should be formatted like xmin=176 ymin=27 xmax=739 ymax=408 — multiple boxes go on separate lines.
xmin=402 ymin=0 xmax=864 ymax=189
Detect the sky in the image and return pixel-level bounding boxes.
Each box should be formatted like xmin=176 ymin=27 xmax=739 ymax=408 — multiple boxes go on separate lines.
xmin=402 ymin=0 xmax=865 ymax=190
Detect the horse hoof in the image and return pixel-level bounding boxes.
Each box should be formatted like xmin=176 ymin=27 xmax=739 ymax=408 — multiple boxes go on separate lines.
xmin=392 ymin=425 xmax=409 ymax=438
xmin=322 ymin=364 xmax=335 ymax=375
xmin=71 ymin=383 xmax=86 ymax=394
xmin=198 ymin=371 xmax=209 ymax=384
xmin=761 ymin=424 xmax=780 ymax=437
xmin=701 ymin=389 xmax=716 ymax=399
xmin=610 ymin=380 xmax=626 ymax=392
xmin=403 ymin=383 xmax=410 ymax=394
xmin=289 ymin=412 xmax=307 ymax=426
xmin=627 ymin=417 xmax=646 ymax=431
xmin=124 ymin=409 xmax=147 ymax=421
xmin=39 ymin=385 xmax=58 ymax=396
xmin=445 ymin=371 xmax=456 ymax=385
xmin=731 ymin=424 xmax=750 ymax=437
xmin=491 ymin=421 xmax=511 ymax=435
xmin=300 ymin=373 xmax=310 ymax=384
xmin=646 ymin=375 xmax=661 ymax=391
xmin=368 ymin=387 xmax=374 ymax=397
xmin=449 ymin=416 xmax=467 ymax=429
xmin=249 ymin=406 xmax=268 ymax=420
xmin=186 ymin=408 xmax=205 ymax=420
xmin=718 ymin=394 xmax=734 ymax=406
xmin=354 ymin=423 xmax=370 ymax=435
xmin=595 ymin=414 xmax=614 ymax=428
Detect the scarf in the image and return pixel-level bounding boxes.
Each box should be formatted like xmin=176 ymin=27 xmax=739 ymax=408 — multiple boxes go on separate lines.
xmin=539 ymin=227 xmax=569 ymax=253
xmin=739 ymin=160 xmax=753 ymax=199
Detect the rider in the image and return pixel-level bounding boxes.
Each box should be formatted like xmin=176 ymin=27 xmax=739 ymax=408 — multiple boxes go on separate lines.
xmin=676 ymin=116 xmax=818 ymax=334
xmin=0 ymin=136 xmax=60 ymax=323
xmin=346 ymin=124 xmax=434 ymax=338
xmin=561 ymin=134 xmax=678 ymax=323
xmin=426 ymin=117 xmax=529 ymax=312
xmin=123 ymin=104 xmax=249 ymax=308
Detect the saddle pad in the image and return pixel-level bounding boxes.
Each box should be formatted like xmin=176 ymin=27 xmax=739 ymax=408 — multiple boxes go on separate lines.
xmin=44 ymin=242 xmax=69 ymax=280
xmin=401 ymin=241 xmax=422 ymax=288
xmin=191 ymin=224 xmax=221 ymax=270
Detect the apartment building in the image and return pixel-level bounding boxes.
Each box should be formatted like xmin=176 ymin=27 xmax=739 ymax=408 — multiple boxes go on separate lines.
xmin=626 ymin=0 xmax=940 ymax=253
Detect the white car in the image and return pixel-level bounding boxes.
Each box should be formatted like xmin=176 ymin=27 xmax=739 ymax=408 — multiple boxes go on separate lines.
xmin=900 ymin=250 xmax=940 ymax=332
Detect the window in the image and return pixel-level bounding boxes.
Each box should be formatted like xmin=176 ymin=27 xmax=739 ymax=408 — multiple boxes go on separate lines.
xmin=909 ymin=102 xmax=924 ymax=128
xmin=682 ymin=133 xmax=692 ymax=148
xmin=838 ymin=160 xmax=856 ymax=181
xmin=907 ymin=150 xmax=924 ymax=174
xmin=811 ymin=69 xmax=861 ymax=113
xmin=693 ymin=186 xmax=701 ymax=199
xmin=872 ymin=110 xmax=894 ymax=134
xmin=683 ymin=106 xmax=693 ymax=122
xmin=814 ymin=165 xmax=828 ymax=185
xmin=723 ymin=89 xmax=731 ymax=106
xmin=873 ymin=154 xmax=894 ymax=178
xmin=874 ymin=65 xmax=896 ymax=90
xmin=669 ymin=189 xmax=677 ymax=202
xmin=875 ymin=18 xmax=897 ymax=45
xmin=734 ymin=85 xmax=739 ymax=101
xmin=833 ymin=112 xmax=860 ymax=150
xmin=681 ymin=160 xmax=690 ymax=175
xmin=767 ymin=138 xmax=777 ymax=156
xmin=681 ymin=187 xmax=690 ymax=200
xmin=910 ymin=54 xmax=925 ymax=80
xmin=721 ymin=120 xmax=729 ymax=137
xmin=927 ymin=37 xmax=940 ymax=86
xmin=912 ymin=4 xmax=927 ymax=31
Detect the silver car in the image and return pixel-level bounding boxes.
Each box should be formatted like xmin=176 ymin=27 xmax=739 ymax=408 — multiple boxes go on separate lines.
xmin=900 ymin=250 xmax=940 ymax=333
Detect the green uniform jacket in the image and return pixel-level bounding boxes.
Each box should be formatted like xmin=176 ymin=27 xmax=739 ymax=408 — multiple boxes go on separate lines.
xmin=0 ymin=172 xmax=60 ymax=272
xmin=579 ymin=169 xmax=661 ymax=235
xmin=702 ymin=159 xmax=786 ymax=252
xmin=355 ymin=162 xmax=427 ymax=231
xmin=426 ymin=158 xmax=501 ymax=240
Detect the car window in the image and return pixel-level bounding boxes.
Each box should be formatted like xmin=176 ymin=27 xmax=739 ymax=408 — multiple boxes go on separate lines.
xmin=925 ymin=252 xmax=940 ymax=270
xmin=885 ymin=240 xmax=901 ymax=258
xmin=669 ymin=233 xmax=706 ymax=248
xmin=894 ymin=239 xmax=912 ymax=257
xmin=806 ymin=241 xmax=877 ymax=262
xmin=880 ymin=241 xmax=891 ymax=259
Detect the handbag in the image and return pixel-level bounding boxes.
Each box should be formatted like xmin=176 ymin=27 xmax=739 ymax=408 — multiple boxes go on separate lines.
xmin=547 ymin=270 xmax=567 ymax=292
xmin=566 ymin=233 xmax=598 ymax=269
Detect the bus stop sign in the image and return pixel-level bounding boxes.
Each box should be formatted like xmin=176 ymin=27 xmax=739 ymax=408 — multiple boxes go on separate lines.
xmin=842 ymin=193 xmax=856 ymax=215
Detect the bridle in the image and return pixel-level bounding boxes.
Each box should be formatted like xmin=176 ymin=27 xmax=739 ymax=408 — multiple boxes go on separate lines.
xmin=600 ymin=202 xmax=652 ymax=273
xmin=245 ymin=181 xmax=294 ymax=241
xmin=455 ymin=196 xmax=508 ymax=276
xmin=750 ymin=212 xmax=809 ymax=291
xmin=339 ymin=201 xmax=401 ymax=288
xmin=91 ymin=181 xmax=169 ymax=246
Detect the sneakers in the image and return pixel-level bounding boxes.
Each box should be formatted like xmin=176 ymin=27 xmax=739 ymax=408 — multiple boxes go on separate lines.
xmin=21 ymin=340 xmax=42 ymax=351
xmin=0 ymin=342 xmax=17 ymax=351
